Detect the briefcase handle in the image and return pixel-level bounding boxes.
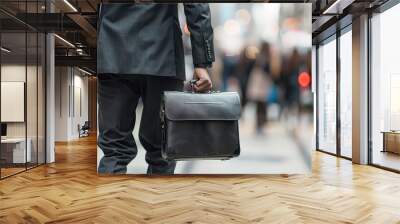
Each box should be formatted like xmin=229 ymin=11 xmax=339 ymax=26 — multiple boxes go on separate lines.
xmin=188 ymin=79 xmax=219 ymax=94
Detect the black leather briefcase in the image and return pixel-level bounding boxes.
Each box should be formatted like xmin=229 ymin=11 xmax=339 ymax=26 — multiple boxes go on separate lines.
xmin=160 ymin=91 xmax=241 ymax=160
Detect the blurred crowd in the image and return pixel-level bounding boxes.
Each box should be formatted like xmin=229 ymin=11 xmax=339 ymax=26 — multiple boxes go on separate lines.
xmin=179 ymin=4 xmax=312 ymax=134
xmin=212 ymin=44 xmax=312 ymax=134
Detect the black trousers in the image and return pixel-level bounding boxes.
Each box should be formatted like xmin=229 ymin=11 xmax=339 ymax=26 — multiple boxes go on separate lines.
xmin=97 ymin=74 xmax=183 ymax=174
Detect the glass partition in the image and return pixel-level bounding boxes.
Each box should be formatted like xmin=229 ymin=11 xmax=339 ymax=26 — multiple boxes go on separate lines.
xmin=1 ymin=30 xmax=28 ymax=177
xmin=27 ymin=29 xmax=38 ymax=169
xmin=0 ymin=1 xmax=46 ymax=179
xmin=26 ymin=0 xmax=44 ymax=169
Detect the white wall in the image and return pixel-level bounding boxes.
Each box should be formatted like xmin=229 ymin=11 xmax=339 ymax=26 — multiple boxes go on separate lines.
xmin=55 ymin=67 xmax=68 ymax=141
xmin=71 ymin=72 xmax=89 ymax=139
xmin=54 ymin=67 xmax=89 ymax=141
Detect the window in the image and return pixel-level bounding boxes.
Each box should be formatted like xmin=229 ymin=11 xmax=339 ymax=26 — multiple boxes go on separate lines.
xmin=370 ymin=3 xmax=400 ymax=171
xmin=339 ymin=28 xmax=352 ymax=158
xmin=317 ymin=37 xmax=337 ymax=154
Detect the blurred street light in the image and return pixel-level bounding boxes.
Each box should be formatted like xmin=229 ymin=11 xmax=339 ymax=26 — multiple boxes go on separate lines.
xmin=224 ymin=19 xmax=241 ymax=35
xmin=298 ymin=71 xmax=311 ymax=88
xmin=236 ymin=9 xmax=251 ymax=25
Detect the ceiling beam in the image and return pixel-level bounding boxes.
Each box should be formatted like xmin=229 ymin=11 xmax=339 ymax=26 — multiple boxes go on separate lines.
xmin=51 ymin=0 xmax=97 ymax=47
xmin=312 ymin=15 xmax=335 ymax=33
xmin=322 ymin=0 xmax=356 ymax=14
xmin=55 ymin=55 xmax=96 ymax=70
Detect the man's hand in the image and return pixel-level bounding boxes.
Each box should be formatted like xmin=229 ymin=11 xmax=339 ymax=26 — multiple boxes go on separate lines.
xmin=193 ymin=68 xmax=212 ymax=92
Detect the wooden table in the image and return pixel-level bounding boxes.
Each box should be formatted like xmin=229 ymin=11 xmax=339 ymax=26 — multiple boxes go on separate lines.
xmin=1 ymin=138 xmax=31 ymax=164
xmin=381 ymin=131 xmax=400 ymax=154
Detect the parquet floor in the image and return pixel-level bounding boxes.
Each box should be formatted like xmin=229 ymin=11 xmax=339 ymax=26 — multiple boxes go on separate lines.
xmin=1 ymin=167 xmax=26 ymax=178
xmin=1 ymin=135 xmax=400 ymax=223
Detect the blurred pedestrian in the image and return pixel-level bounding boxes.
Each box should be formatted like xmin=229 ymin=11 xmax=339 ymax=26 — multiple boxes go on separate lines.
xmin=233 ymin=46 xmax=257 ymax=110
xmin=220 ymin=52 xmax=239 ymax=91
xmin=280 ymin=49 xmax=301 ymax=112
xmin=246 ymin=42 xmax=272 ymax=134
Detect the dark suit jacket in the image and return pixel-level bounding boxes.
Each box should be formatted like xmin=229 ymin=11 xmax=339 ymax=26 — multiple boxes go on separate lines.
xmin=97 ymin=3 xmax=215 ymax=80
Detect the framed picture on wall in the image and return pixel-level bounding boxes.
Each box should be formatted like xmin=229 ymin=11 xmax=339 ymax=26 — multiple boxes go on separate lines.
xmin=1 ymin=81 xmax=25 ymax=122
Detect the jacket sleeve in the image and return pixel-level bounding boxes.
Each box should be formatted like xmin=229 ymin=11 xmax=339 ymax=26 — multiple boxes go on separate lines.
xmin=183 ymin=3 xmax=215 ymax=67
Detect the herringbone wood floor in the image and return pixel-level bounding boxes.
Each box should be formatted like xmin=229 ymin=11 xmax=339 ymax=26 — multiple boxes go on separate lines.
xmin=1 ymin=135 xmax=400 ymax=224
